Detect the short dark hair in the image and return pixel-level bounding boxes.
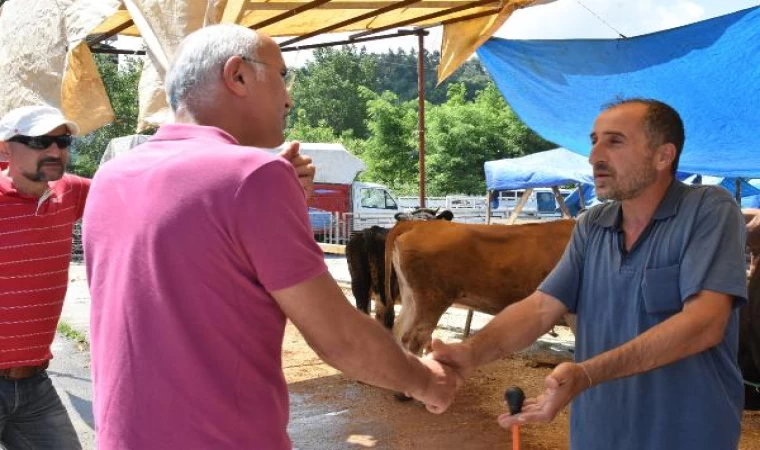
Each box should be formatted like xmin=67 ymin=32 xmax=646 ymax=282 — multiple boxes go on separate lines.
xmin=604 ymin=98 xmax=685 ymax=175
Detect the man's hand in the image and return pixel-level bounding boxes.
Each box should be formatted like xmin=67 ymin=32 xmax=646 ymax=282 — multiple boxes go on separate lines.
xmin=278 ymin=141 xmax=316 ymax=200
xmin=497 ymin=362 xmax=589 ymax=428
xmin=409 ymin=356 xmax=462 ymax=414
xmin=429 ymin=338 xmax=476 ymax=380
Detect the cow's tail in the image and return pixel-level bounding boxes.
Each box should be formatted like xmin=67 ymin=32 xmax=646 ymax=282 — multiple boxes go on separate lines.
xmin=384 ymin=221 xmax=415 ymax=328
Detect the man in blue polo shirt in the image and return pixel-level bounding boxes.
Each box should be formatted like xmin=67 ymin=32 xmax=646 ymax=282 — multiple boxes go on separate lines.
xmin=433 ymin=98 xmax=746 ymax=449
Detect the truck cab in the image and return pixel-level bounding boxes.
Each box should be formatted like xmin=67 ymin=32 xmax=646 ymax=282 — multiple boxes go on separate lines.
xmin=352 ymin=181 xmax=400 ymax=228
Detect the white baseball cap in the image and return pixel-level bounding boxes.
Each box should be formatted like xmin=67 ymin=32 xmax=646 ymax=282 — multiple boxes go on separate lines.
xmin=0 ymin=105 xmax=80 ymax=141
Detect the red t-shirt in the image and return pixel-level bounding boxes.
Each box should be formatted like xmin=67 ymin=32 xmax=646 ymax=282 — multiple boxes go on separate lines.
xmin=0 ymin=172 xmax=90 ymax=368
xmin=85 ymin=124 xmax=328 ymax=449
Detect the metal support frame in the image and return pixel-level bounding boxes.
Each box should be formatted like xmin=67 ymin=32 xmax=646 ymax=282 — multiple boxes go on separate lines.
xmin=417 ymin=29 xmax=426 ymax=208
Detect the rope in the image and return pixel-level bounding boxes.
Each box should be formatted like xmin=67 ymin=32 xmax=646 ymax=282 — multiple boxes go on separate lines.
xmin=745 ymin=378 xmax=760 ymax=392
xmin=573 ymin=0 xmax=628 ymax=39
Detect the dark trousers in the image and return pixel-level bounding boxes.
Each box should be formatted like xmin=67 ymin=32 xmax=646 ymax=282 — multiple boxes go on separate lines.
xmin=0 ymin=372 xmax=80 ymax=450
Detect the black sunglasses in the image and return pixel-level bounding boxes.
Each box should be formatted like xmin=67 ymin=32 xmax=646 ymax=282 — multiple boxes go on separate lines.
xmin=8 ymin=134 xmax=73 ymax=150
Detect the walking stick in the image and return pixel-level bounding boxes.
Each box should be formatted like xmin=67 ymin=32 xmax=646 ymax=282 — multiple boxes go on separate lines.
xmin=504 ymin=386 xmax=526 ymax=450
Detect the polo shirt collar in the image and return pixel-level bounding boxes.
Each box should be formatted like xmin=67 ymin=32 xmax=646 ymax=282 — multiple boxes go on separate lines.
xmin=150 ymin=123 xmax=240 ymax=146
xmin=592 ymin=179 xmax=687 ymax=229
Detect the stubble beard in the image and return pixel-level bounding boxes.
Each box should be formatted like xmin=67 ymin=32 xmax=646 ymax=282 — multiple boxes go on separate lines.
xmin=597 ymin=163 xmax=657 ymax=201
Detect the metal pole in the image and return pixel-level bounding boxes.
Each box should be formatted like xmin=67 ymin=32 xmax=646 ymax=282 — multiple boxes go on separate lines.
xmin=417 ymin=30 xmax=426 ymax=208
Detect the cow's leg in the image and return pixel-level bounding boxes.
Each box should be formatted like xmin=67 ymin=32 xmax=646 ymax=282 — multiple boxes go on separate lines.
xmin=394 ymin=297 xmax=450 ymax=356
xmin=374 ymin=298 xmax=387 ymax=326
xmin=381 ymin=271 xmax=400 ymax=330
xmin=346 ymin=235 xmax=371 ymax=314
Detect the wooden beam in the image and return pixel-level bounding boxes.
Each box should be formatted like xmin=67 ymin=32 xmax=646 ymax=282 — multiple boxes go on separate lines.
xmin=249 ymin=0 xmax=333 ymax=30
xmin=318 ymin=243 xmax=346 ymax=254
xmin=222 ymin=0 xmax=250 ymax=23
xmin=86 ymin=19 xmax=135 ymax=47
xmin=440 ymin=7 xmax=499 ymax=25
xmin=736 ymin=178 xmax=742 ymax=204
xmin=281 ymin=29 xmax=425 ymax=51
xmin=244 ymin=1 xmax=491 ymax=10
xmin=90 ymin=47 xmax=146 ymax=55
xmin=507 ymin=188 xmax=532 ymax=225
xmin=280 ymin=0 xmax=422 ymax=47
xmin=552 ymin=186 xmax=571 ymax=218
xmin=350 ymin=0 xmax=498 ymax=39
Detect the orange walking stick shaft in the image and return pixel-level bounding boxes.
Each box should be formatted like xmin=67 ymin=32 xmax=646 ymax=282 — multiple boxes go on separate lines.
xmin=511 ymin=424 xmax=520 ymax=450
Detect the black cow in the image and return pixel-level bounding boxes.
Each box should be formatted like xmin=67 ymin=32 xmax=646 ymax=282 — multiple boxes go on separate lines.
xmin=346 ymin=208 xmax=453 ymax=329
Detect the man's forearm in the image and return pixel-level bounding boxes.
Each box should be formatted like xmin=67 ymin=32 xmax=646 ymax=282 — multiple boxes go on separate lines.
xmin=315 ymin=312 xmax=432 ymax=397
xmin=468 ymin=291 xmax=566 ymax=367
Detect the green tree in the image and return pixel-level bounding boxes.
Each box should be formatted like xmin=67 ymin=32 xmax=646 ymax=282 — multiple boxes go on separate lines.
xmin=423 ymin=82 xmax=554 ymax=195
xmin=374 ymin=50 xmax=490 ymax=104
xmin=288 ymin=46 xmax=376 ymax=139
xmin=69 ymin=55 xmax=143 ymax=177
xmin=359 ymin=91 xmax=419 ymax=194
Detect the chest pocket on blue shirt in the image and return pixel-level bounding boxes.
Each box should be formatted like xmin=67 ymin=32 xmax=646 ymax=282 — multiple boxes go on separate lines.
xmin=642 ymin=265 xmax=683 ymax=314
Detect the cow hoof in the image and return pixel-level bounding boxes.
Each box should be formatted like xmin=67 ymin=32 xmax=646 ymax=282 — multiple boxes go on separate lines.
xmin=394 ymin=392 xmax=413 ymax=402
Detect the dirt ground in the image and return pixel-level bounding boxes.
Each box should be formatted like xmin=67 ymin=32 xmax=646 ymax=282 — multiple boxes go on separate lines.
xmin=283 ymin=320 xmax=760 ymax=450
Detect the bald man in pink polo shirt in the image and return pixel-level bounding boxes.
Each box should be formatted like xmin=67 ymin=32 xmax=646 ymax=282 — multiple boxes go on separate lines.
xmin=83 ymin=25 xmax=459 ymax=450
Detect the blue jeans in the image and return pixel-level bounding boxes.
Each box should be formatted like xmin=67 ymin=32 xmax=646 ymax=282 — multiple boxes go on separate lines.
xmin=0 ymin=372 xmax=80 ymax=450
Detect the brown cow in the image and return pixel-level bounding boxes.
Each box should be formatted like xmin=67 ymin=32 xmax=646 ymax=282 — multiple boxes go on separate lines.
xmin=346 ymin=209 xmax=453 ymax=328
xmin=384 ymin=219 xmax=575 ymax=355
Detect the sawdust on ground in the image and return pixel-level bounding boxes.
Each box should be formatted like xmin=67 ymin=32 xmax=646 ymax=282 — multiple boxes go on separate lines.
xmin=283 ymin=319 xmax=760 ymax=450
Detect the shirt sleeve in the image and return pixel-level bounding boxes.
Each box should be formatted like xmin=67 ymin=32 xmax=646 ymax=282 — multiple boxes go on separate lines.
xmin=680 ymin=187 xmax=747 ymax=307
xmin=231 ymin=158 xmax=328 ymax=292
xmin=537 ymin=212 xmax=589 ymax=313
xmin=74 ymin=176 xmax=91 ymax=220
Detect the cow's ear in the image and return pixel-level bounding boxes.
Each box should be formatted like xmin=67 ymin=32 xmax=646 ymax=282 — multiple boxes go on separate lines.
xmin=394 ymin=212 xmax=407 ymax=221
xmin=437 ymin=210 xmax=454 ymax=221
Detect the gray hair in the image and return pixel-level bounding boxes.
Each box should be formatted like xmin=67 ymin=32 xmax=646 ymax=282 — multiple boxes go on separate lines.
xmin=165 ymin=24 xmax=263 ymax=112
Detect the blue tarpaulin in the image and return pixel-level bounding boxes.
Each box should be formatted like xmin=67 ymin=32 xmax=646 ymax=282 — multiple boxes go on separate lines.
xmin=477 ymin=6 xmax=760 ymax=178
xmin=484 ymin=147 xmax=593 ymax=191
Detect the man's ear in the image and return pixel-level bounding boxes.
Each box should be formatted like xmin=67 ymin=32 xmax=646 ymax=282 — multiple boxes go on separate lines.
xmin=656 ymin=143 xmax=676 ymax=171
xmin=0 ymin=141 xmax=10 ymax=160
xmin=221 ymin=56 xmax=248 ymax=97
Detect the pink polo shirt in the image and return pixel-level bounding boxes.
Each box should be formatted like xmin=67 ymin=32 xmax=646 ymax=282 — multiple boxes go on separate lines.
xmin=83 ymin=124 xmax=328 ymax=449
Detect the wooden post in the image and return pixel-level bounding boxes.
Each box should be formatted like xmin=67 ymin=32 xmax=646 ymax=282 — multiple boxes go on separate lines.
xmin=486 ymin=190 xmax=492 ymax=225
xmin=463 ymin=310 xmax=474 ymax=337
xmin=736 ymin=178 xmax=742 ymax=204
xmin=552 ymin=186 xmax=571 ymax=218
xmin=577 ymin=183 xmax=586 ymax=211
xmin=507 ymin=188 xmax=533 ymax=225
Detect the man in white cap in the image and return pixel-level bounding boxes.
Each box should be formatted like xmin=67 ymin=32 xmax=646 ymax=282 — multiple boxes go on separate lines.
xmin=0 ymin=105 xmax=84 ymax=449
xmin=0 ymin=104 xmax=317 ymax=449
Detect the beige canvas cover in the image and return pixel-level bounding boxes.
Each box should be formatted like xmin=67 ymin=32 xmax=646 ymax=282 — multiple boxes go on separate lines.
xmin=0 ymin=0 xmax=551 ymax=135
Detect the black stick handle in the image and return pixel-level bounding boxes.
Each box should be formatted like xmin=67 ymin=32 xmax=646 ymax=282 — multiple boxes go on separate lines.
xmin=504 ymin=386 xmax=525 ymax=415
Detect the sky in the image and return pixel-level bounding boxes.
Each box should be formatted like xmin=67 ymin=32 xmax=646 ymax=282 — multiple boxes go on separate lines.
xmin=281 ymin=0 xmax=760 ymax=67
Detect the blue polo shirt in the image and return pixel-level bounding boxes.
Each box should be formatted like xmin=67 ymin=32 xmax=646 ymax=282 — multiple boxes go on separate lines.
xmin=540 ymin=180 xmax=747 ymax=450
